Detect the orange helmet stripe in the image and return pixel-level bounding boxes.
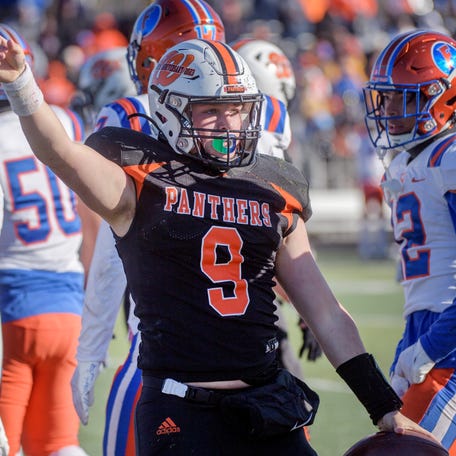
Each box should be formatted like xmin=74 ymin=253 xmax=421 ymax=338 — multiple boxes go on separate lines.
xmin=204 ymin=40 xmax=241 ymax=85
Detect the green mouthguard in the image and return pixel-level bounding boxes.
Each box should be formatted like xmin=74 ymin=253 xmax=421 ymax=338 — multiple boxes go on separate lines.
xmin=212 ymin=138 xmax=230 ymax=154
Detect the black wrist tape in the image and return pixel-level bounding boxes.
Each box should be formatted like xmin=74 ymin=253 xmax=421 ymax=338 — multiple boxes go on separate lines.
xmin=336 ymin=353 xmax=402 ymax=425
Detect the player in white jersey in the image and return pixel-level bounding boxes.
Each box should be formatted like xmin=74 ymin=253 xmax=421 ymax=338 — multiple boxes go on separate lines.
xmin=363 ymin=29 xmax=456 ymax=454
xmin=231 ymin=38 xmax=293 ymax=160
xmin=0 ymin=24 xmax=90 ymax=456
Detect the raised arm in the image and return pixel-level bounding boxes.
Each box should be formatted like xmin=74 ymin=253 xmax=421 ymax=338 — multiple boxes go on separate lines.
xmin=0 ymin=36 xmax=135 ymax=235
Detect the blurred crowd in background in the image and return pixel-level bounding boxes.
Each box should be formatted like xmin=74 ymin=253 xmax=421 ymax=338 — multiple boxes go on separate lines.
xmin=1 ymin=0 xmax=454 ymax=192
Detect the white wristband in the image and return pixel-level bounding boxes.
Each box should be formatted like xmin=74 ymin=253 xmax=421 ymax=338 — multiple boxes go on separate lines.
xmin=2 ymin=63 xmax=44 ymax=116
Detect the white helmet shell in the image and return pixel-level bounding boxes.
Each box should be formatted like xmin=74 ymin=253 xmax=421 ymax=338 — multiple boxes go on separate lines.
xmin=74 ymin=47 xmax=136 ymax=119
xmin=231 ymin=38 xmax=296 ymax=106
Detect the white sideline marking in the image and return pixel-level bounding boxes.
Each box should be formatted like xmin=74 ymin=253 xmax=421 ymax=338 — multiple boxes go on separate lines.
xmin=307 ymin=378 xmax=351 ymax=394
xmin=328 ymin=280 xmax=400 ymax=294
xmin=353 ymin=315 xmax=403 ymax=327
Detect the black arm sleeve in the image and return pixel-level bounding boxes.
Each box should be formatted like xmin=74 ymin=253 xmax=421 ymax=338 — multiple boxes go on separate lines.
xmin=336 ymin=353 xmax=402 ymax=425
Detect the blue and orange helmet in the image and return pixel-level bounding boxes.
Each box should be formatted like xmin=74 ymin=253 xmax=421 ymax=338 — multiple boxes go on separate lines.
xmin=127 ymin=0 xmax=225 ymax=95
xmin=364 ymin=30 xmax=456 ymax=150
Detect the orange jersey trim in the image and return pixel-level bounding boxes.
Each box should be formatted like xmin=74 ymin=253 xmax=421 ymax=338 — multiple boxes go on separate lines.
xmin=124 ymin=163 xmax=165 ymax=200
xmin=269 ymin=182 xmax=304 ymax=231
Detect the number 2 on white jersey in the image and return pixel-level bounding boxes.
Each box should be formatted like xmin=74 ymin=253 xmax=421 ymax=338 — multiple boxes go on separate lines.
xmin=395 ymin=192 xmax=430 ymax=280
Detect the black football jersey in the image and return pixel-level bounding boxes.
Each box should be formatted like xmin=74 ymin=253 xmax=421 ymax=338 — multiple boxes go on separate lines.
xmin=86 ymin=127 xmax=312 ymax=382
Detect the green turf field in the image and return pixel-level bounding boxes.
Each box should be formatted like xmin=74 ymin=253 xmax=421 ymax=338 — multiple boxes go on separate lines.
xmin=79 ymin=245 xmax=404 ymax=456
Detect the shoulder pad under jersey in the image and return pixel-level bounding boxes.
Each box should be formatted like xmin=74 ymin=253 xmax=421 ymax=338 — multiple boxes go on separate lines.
xmin=234 ymin=154 xmax=312 ymax=221
xmin=85 ymin=126 xmax=175 ymax=167
xmin=427 ymin=133 xmax=456 ymax=168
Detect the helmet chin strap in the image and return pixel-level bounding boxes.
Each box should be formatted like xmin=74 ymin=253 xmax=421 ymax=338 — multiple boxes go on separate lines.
xmin=389 ymin=132 xmax=411 ymax=147
xmin=387 ymin=126 xmax=431 ymax=151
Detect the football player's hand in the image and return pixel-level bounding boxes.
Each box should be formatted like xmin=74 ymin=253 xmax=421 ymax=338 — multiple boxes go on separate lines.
xmin=393 ymin=339 xmax=434 ymax=386
xmin=377 ymin=410 xmax=436 ymax=440
xmin=0 ymin=35 xmax=25 ymax=83
xmin=71 ymin=361 xmax=103 ymax=425
xmin=298 ymin=319 xmax=322 ymax=361
xmin=0 ymin=417 xmax=9 ymax=456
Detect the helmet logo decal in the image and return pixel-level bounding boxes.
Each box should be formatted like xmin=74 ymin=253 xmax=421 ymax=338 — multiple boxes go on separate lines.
xmin=141 ymin=5 xmax=161 ymax=41
xmin=268 ymin=51 xmax=293 ymax=80
xmin=152 ymin=50 xmax=196 ymax=86
xmin=224 ymin=85 xmax=246 ymax=93
xmin=432 ymin=42 xmax=456 ymax=74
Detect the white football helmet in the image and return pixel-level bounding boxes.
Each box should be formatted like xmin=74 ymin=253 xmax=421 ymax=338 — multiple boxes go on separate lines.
xmin=72 ymin=47 xmax=136 ymax=125
xmin=148 ymin=39 xmax=263 ymax=169
xmin=231 ymin=38 xmax=296 ymax=106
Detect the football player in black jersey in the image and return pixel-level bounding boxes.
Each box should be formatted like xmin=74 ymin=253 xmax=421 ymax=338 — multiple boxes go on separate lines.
xmin=0 ymin=35 xmax=432 ymax=455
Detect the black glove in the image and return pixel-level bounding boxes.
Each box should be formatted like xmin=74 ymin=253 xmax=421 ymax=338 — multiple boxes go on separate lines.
xmin=298 ymin=319 xmax=322 ymax=361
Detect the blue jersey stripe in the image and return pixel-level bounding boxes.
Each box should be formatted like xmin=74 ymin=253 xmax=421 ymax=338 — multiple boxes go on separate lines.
xmin=263 ymin=95 xmax=286 ymax=134
xmin=420 ymin=372 xmax=456 ymax=448
xmin=445 ymin=192 xmax=456 ymax=233
xmin=103 ymin=333 xmax=141 ymax=456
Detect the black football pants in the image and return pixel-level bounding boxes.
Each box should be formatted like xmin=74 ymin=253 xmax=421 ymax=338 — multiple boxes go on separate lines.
xmin=135 ymin=382 xmax=318 ymax=455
